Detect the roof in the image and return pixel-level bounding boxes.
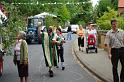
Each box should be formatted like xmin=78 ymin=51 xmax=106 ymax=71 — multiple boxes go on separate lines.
xmin=28 ymin=12 xmax=57 ymax=19
xmin=118 ymin=0 xmax=124 ymax=7
xmin=90 ymin=24 xmax=97 ymax=26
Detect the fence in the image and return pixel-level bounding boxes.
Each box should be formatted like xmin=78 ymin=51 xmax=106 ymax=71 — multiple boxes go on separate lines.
xmin=97 ymin=30 xmax=108 ymax=49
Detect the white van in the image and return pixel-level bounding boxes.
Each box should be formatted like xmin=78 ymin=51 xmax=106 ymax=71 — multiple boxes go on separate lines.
xmin=70 ymin=24 xmax=79 ymax=33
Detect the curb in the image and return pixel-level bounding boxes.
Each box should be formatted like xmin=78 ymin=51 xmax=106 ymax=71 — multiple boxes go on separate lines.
xmin=72 ymin=41 xmax=112 ymax=82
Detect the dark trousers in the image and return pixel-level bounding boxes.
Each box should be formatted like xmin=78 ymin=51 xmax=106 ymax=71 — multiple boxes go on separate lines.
xmin=111 ymin=47 xmax=124 ymax=82
xmin=78 ymin=37 xmax=84 ymax=47
xmin=57 ymin=46 xmax=64 ymax=62
xmin=16 ymin=61 xmax=28 ymax=77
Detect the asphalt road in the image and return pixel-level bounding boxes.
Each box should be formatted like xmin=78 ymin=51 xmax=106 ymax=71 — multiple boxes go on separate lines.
xmin=0 ymin=34 xmax=98 ymax=82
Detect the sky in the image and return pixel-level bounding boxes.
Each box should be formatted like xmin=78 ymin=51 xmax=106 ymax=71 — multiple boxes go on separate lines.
xmin=91 ymin=0 xmax=99 ymax=7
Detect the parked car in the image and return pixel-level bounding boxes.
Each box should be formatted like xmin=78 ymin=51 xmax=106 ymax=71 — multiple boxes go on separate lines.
xmin=61 ymin=27 xmax=68 ymax=33
xmin=62 ymin=25 xmax=79 ymax=33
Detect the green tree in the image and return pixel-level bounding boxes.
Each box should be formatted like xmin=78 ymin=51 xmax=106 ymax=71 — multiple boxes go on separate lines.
xmin=2 ymin=0 xmax=93 ymax=27
xmin=96 ymin=7 xmax=117 ymax=30
xmin=11 ymin=0 xmax=93 ymax=25
xmin=96 ymin=0 xmax=112 ymax=17
xmin=111 ymin=0 xmax=118 ymax=10
xmin=58 ymin=4 xmax=70 ymax=22
xmin=0 ymin=2 xmax=25 ymax=53
xmin=117 ymin=17 xmax=124 ymax=30
xmin=68 ymin=1 xmax=93 ymax=24
xmin=45 ymin=16 xmax=59 ymax=28
xmin=94 ymin=0 xmax=118 ymax=21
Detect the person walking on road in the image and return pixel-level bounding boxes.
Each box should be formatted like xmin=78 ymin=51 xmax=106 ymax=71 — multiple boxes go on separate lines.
xmin=56 ymin=27 xmax=66 ymax=70
xmin=41 ymin=26 xmax=58 ymax=77
xmin=67 ymin=26 xmax=72 ymax=40
xmin=13 ymin=31 xmax=28 ymax=82
xmin=77 ymin=25 xmax=84 ymax=51
xmin=104 ymin=19 xmax=124 ymax=82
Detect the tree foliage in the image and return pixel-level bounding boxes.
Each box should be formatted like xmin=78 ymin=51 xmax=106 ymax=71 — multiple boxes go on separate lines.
xmin=117 ymin=17 xmax=124 ymax=30
xmin=96 ymin=7 xmax=117 ymax=30
xmin=0 ymin=0 xmax=93 ymax=45
xmin=10 ymin=0 xmax=93 ymax=25
xmin=0 ymin=2 xmax=25 ymax=51
xmin=95 ymin=0 xmax=112 ymax=17
xmin=93 ymin=0 xmax=118 ymax=23
xmin=57 ymin=4 xmax=71 ymax=22
xmin=97 ymin=7 xmax=124 ymax=30
xmin=68 ymin=1 xmax=93 ymax=24
xmin=111 ymin=0 xmax=118 ymax=10
xmin=45 ymin=16 xmax=59 ymax=28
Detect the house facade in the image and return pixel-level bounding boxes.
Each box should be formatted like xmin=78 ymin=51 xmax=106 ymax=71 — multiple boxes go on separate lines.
xmin=118 ymin=0 xmax=124 ymax=15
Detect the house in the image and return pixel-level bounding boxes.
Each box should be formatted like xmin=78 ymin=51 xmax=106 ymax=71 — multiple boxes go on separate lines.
xmin=118 ymin=0 xmax=124 ymax=15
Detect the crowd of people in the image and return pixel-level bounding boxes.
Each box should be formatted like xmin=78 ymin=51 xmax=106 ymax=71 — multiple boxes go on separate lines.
xmin=41 ymin=26 xmax=66 ymax=77
xmin=13 ymin=24 xmax=66 ymax=82
xmin=40 ymin=23 xmax=99 ymax=77
xmin=76 ymin=23 xmax=97 ymax=52
xmin=12 ymin=19 xmax=124 ymax=82
xmin=12 ymin=22 xmax=98 ymax=82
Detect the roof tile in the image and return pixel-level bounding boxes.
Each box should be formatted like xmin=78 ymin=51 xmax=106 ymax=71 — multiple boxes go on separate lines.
xmin=118 ymin=0 xmax=124 ymax=7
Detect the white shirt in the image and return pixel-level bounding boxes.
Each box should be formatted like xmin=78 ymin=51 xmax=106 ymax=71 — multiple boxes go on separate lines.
xmin=86 ymin=29 xmax=97 ymax=38
xmin=87 ymin=29 xmax=93 ymax=34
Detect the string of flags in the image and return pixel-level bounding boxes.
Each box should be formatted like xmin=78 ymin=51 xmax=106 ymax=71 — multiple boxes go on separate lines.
xmin=12 ymin=1 xmax=91 ymax=6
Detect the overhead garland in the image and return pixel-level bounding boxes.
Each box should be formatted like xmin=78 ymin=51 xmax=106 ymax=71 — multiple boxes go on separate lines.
xmin=11 ymin=1 xmax=91 ymax=6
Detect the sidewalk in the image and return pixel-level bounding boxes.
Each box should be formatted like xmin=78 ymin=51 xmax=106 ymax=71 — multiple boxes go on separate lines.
xmin=73 ymin=40 xmax=121 ymax=82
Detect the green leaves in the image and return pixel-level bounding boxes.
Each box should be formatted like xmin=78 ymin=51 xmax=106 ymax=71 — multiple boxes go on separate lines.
xmin=95 ymin=0 xmax=112 ymax=17
xmin=96 ymin=7 xmax=117 ymax=30
xmin=0 ymin=2 xmax=25 ymax=53
xmin=117 ymin=17 xmax=124 ymax=30
xmin=58 ymin=4 xmax=71 ymax=22
xmin=96 ymin=7 xmax=124 ymax=30
xmin=45 ymin=16 xmax=58 ymax=28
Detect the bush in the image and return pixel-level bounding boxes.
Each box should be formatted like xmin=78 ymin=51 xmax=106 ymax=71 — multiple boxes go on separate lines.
xmin=96 ymin=7 xmax=122 ymax=30
xmin=97 ymin=20 xmax=111 ymax=30
xmin=117 ymin=17 xmax=124 ymax=30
